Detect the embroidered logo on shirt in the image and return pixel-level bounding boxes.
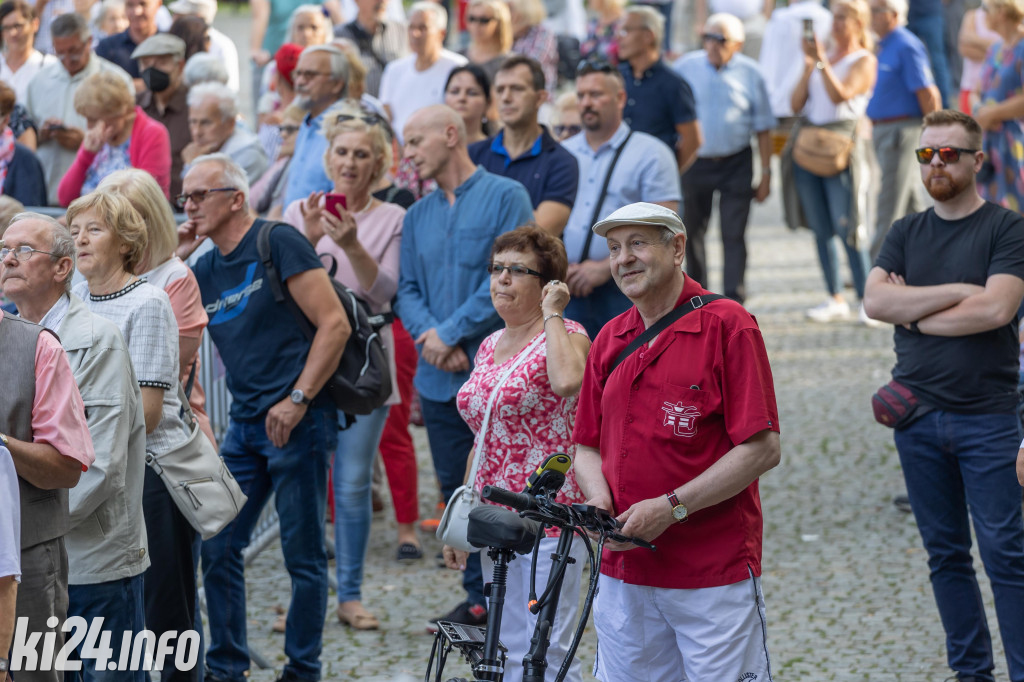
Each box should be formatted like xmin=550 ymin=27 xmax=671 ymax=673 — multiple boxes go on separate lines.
xmin=661 ymin=401 xmax=700 ymax=437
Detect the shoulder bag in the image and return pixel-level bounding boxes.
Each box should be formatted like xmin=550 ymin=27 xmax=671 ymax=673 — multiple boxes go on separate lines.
xmin=791 ymin=120 xmax=856 ymax=178
xmin=145 ymin=366 xmax=248 ymax=540
xmin=578 ymin=130 xmax=633 ymax=263
xmin=437 ymin=334 xmax=546 ymax=552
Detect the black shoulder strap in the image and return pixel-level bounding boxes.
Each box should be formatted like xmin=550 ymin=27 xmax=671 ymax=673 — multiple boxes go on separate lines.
xmin=579 ymin=129 xmax=634 ymax=263
xmin=256 ymin=219 xmax=316 ymax=342
xmin=609 ymin=294 xmax=725 ymax=376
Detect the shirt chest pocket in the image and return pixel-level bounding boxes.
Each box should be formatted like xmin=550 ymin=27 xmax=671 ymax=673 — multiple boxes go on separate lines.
xmin=648 ymin=383 xmax=719 ymax=446
xmin=457 ymin=230 xmax=496 ymax=270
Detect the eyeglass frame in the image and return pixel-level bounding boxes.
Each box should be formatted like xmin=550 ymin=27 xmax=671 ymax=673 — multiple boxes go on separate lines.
xmin=175 ymin=187 xmax=239 ymax=209
xmin=913 ymin=146 xmax=979 ymax=164
xmin=553 ymin=123 xmax=582 ymax=137
xmin=700 ymin=32 xmax=729 ymax=45
xmin=486 ymin=262 xmax=545 ymax=279
xmin=0 ymin=245 xmax=60 ymax=262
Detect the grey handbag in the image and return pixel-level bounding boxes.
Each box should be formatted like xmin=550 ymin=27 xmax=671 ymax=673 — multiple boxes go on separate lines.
xmin=145 ymin=383 xmax=247 ymax=540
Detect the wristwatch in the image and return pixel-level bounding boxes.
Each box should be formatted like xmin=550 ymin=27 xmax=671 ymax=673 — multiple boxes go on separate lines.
xmin=0 ymin=432 xmax=8 ymax=447
xmin=667 ymin=491 xmax=688 ymax=523
xmin=289 ymin=389 xmax=311 ymax=406
xmin=0 ymin=657 xmax=10 ymax=673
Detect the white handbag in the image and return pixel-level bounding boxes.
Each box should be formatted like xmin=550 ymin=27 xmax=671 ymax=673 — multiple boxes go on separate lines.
xmin=436 ymin=335 xmax=544 ymax=552
xmin=146 ymin=383 xmax=248 ymax=540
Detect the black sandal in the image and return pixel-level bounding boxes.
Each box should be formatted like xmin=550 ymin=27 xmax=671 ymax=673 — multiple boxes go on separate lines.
xmin=396 ymin=542 xmax=423 ymax=561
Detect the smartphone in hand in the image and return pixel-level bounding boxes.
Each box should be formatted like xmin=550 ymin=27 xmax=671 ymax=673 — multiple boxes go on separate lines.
xmin=324 ymin=193 xmax=347 ymax=219
xmin=802 ymin=18 xmax=814 ymax=42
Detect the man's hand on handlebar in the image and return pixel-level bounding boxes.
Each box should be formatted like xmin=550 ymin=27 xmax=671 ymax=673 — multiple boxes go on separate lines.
xmin=607 ymin=497 xmax=675 ymax=551
xmin=442 ymin=544 xmax=470 ymax=571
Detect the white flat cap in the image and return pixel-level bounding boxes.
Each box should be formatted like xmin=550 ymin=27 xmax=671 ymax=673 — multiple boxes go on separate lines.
xmin=591 ymin=202 xmax=686 ymax=237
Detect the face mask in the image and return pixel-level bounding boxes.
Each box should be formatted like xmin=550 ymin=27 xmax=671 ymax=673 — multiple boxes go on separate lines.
xmin=141 ymin=66 xmax=171 ymax=93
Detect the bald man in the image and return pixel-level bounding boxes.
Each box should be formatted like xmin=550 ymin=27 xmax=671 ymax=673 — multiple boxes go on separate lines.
xmin=396 ymin=104 xmax=533 ymax=631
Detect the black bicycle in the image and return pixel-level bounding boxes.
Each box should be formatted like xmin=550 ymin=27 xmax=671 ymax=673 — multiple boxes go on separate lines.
xmin=425 ymin=456 xmax=655 ymax=682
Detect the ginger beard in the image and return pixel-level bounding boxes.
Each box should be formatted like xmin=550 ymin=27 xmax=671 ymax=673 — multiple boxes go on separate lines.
xmin=924 ymin=167 xmax=966 ymax=202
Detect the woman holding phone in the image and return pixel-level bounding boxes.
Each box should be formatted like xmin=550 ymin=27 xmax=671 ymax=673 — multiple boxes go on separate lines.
xmin=283 ymin=99 xmax=404 ymax=630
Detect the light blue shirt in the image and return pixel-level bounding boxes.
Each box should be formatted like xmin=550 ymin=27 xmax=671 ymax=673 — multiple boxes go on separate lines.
xmin=0 ymin=446 xmax=20 ymax=581
xmin=562 ymin=123 xmax=681 ymax=263
xmin=673 ymin=51 xmax=777 ymax=158
xmin=395 ymin=167 xmax=534 ymax=402
xmin=284 ymin=111 xmax=333 ymax=206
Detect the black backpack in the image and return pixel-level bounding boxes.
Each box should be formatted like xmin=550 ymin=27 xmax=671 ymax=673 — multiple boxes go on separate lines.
xmin=256 ymin=220 xmax=392 ymax=416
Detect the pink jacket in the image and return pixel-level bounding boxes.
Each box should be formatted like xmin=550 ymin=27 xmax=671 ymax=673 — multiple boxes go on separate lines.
xmin=58 ymin=106 xmax=171 ymax=207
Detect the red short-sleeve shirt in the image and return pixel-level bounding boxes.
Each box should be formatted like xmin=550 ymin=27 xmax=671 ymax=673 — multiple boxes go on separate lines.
xmin=572 ymin=277 xmax=779 ymax=589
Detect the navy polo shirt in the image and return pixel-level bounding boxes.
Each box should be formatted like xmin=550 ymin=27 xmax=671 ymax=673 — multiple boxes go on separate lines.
xmin=468 ymin=126 xmax=579 ymax=209
xmin=866 ymin=26 xmax=934 ymax=121
xmin=619 ymin=59 xmax=697 ymax=151
xmin=96 ymin=29 xmax=143 ymax=78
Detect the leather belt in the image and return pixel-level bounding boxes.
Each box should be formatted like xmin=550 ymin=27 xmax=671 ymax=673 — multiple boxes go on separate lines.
xmin=871 ymin=115 xmax=918 ymax=125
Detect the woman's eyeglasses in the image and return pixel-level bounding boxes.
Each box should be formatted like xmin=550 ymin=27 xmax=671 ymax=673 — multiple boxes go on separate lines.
xmin=553 ymin=124 xmax=582 ymax=138
xmin=466 ymin=15 xmax=495 ymax=23
xmin=486 ymin=263 xmax=544 ymax=278
xmin=914 ymin=147 xmax=978 ymax=164
xmin=278 ymin=124 xmax=300 ymax=136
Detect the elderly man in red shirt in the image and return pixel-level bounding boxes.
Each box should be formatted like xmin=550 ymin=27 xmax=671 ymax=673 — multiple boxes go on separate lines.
xmin=572 ymin=202 xmax=781 ymax=681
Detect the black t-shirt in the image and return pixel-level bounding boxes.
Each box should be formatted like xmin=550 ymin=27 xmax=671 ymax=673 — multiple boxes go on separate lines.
xmin=875 ymin=202 xmax=1024 ymax=413
xmin=192 ymin=220 xmax=325 ymax=420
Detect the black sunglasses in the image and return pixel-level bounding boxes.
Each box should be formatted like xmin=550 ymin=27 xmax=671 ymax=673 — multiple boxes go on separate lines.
xmin=175 ymin=187 xmax=238 ymax=209
xmin=553 ymin=124 xmax=582 ymax=137
xmin=335 ymin=109 xmax=395 ymax=142
xmin=914 ymin=146 xmax=978 ymax=164
xmin=466 ymin=15 xmax=495 ymax=23
xmin=577 ymin=56 xmax=615 ymax=76
xmin=701 ymin=32 xmax=728 ymax=45
xmin=486 ymin=263 xmax=544 ymax=278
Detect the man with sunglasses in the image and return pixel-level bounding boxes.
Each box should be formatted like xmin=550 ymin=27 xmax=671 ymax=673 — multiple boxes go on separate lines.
xmin=674 ymin=12 xmax=775 ymax=305
xmin=864 ymin=110 xmax=1024 ymax=682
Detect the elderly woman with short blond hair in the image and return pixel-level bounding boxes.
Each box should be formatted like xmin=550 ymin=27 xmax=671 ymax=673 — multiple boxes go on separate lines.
xmin=57 ymin=71 xmax=171 ymax=206
xmin=68 ymin=190 xmax=195 ymax=682
xmin=462 ymin=0 xmax=514 ymax=82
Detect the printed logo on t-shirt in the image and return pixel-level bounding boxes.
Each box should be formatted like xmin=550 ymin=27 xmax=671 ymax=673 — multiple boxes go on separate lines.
xmin=661 ymin=401 xmax=700 ymax=438
xmin=205 ymin=262 xmax=264 ymax=325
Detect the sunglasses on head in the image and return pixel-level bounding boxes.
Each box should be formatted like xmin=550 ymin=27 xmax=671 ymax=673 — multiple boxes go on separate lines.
xmin=701 ymin=32 xmax=728 ymax=45
xmin=335 ymin=109 xmax=395 ymax=141
xmin=914 ymin=146 xmax=978 ymax=164
xmin=576 ymin=56 xmax=615 ymax=76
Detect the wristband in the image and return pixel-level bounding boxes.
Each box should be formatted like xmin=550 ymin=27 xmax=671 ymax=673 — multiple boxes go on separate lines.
xmin=909 ymin=320 xmax=921 ymax=335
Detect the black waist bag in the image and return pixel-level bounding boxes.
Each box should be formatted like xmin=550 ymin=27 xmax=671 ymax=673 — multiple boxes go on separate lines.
xmin=871 ymin=380 xmax=933 ymax=430
xmin=257 ymin=220 xmax=392 ymax=416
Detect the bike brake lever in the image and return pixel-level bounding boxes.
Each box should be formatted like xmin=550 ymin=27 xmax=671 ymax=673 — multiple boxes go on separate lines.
xmin=607 ymin=532 xmax=656 ymax=551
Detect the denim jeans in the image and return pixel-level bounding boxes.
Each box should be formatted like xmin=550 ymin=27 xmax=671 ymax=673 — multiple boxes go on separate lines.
xmin=333 ymin=405 xmax=389 ymax=603
xmin=418 ymin=395 xmax=485 ymax=607
xmin=201 ymin=407 xmax=337 ymax=682
xmin=65 ymin=575 xmax=146 ymax=682
xmin=793 ymin=163 xmax=871 ymax=299
xmin=895 ymin=410 xmax=1024 ymax=682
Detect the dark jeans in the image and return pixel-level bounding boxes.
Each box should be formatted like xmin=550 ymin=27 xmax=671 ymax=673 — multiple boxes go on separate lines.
xmin=895 ymin=410 xmax=1024 ymax=682
xmin=419 ymin=395 xmax=485 ymax=608
xmin=201 ymin=407 xmax=337 ymax=682
xmin=142 ymin=468 xmax=197 ymax=682
xmin=65 ymin=575 xmax=146 ymax=682
xmin=681 ymin=147 xmax=754 ymax=303
xmin=564 ymin=279 xmax=633 ymax=340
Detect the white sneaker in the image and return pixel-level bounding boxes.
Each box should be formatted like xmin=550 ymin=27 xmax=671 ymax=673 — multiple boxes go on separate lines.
xmin=806 ymin=299 xmax=851 ymax=322
xmin=858 ymin=303 xmax=886 ymax=328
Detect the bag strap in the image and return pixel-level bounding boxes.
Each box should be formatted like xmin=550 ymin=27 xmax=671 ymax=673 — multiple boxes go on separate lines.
xmin=578 ymin=129 xmax=633 ymax=263
xmin=465 ymin=334 xmax=546 ymax=488
xmin=609 ymin=294 xmax=725 ymax=376
xmin=179 ymin=361 xmax=198 ymax=420
xmin=256 ymin=220 xmax=316 ymax=343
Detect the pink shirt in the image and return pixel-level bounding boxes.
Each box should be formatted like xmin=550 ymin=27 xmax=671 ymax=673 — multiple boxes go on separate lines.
xmin=1 ymin=310 xmax=95 ymax=471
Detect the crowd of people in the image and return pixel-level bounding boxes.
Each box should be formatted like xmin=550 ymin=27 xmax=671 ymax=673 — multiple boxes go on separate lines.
xmin=0 ymin=0 xmax=1023 ymax=681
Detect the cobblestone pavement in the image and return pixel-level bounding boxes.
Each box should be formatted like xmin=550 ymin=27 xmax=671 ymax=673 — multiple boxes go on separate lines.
xmin=210 ymin=12 xmax=1011 ymax=681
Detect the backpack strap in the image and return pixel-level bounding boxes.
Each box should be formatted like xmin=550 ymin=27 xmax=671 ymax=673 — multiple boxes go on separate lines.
xmin=608 ymin=294 xmax=725 ymax=376
xmin=256 ymin=219 xmax=316 ymax=342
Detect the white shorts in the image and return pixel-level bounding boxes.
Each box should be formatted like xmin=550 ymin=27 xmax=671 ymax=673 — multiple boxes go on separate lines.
xmin=481 ymin=535 xmax=588 ymax=682
xmin=592 ymin=572 xmax=772 ymax=682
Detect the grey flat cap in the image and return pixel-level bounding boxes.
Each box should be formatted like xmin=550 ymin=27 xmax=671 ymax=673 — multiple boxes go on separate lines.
xmin=130 ymin=33 xmax=187 ymax=60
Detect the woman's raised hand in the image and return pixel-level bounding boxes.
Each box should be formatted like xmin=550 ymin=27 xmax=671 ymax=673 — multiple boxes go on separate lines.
xmin=541 ymin=279 xmax=570 ymax=317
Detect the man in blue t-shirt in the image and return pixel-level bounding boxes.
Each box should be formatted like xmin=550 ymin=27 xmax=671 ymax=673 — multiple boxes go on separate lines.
xmin=867 ymin=0 xmax=941 ymax=259
xmin=178 ymin=153 xmax=350 ymax=682
xmin=469 ymin=55 xmax=579 ymax=237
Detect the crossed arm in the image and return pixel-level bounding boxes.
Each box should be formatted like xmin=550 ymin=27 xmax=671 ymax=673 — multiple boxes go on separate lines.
xmin=862 ymin=266 xmax=1024 ymax=336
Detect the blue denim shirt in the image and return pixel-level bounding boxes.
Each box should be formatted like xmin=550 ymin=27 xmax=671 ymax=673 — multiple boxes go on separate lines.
xmin=395 ymin=166 xmax=534 ymax=402
xmin=284 ymin=111 xmax=332 ymax=206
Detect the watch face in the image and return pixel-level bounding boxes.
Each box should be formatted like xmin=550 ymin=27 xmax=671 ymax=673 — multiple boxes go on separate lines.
xmin=290 ymin=389 xmax=303 ymax=403
xmin=672 ymin=505 xmax=688 ymax=521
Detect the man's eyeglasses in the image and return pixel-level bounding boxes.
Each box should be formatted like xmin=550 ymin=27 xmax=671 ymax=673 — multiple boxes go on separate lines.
xmin=553 ymin=124 xmax=582 ymax=138
xmin=278 ymin=124 xmax=300 ymax=135
xmin=701 ymin=32 xmax=728 ymax=45
xmin=486 ymin=263 xmax=544 ymax=278
xmin=175 ymin=187 xmax=238 ymax=209
xmin=577 ymin=56 xmax=615 ymax=76
xmin=914 ymin=147 xmax=978 ymax=164
xmin=0 ymin=245 xmax=59 ymax=261
xmin=292 ymin=69 xmax=331 ymax=80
